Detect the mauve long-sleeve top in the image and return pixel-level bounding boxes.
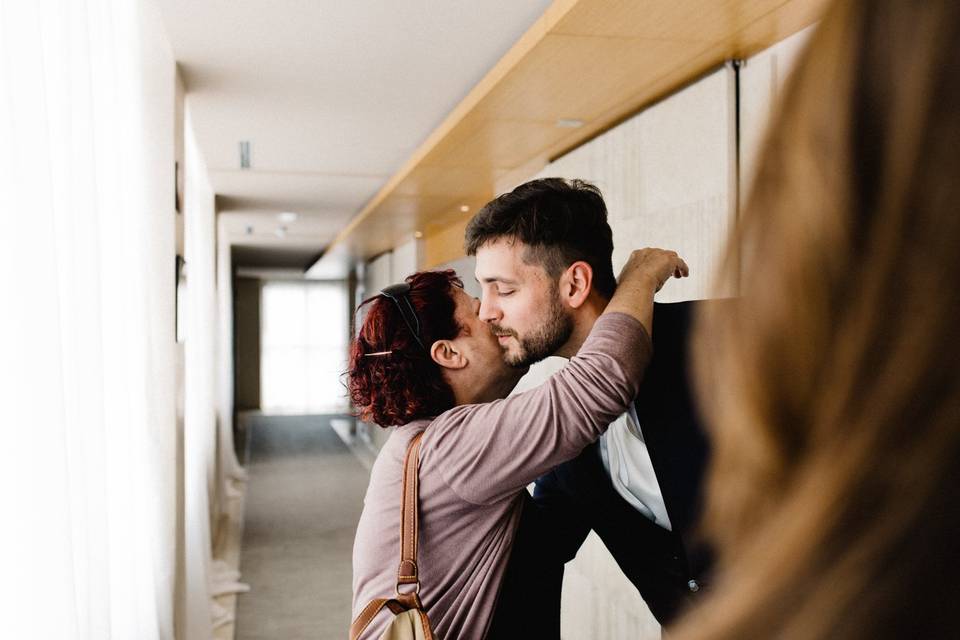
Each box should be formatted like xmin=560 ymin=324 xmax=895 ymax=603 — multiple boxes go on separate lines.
xmin=351 ymin=313 xmax=652 ymax=639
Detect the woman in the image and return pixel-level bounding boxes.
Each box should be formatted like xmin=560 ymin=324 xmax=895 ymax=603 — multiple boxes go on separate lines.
xmin=677 ymin=1 xmax=960 ymax=638
xmin=350 ymin=249 xmax=688 ymax=639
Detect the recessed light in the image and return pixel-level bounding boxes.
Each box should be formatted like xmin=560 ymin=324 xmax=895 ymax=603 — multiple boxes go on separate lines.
xmin=414 ymin=231 xmax=423 ymax=239
xmin=459 ymin=205 xmax=470 ymax=213
xmin=278 ymin=211 xmax=298 ymax=224
xmin=556 ymin=118 xmax=584 ymax=128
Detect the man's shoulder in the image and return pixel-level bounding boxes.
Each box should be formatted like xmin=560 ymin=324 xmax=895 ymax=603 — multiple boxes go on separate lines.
xmin=635 ymin=299 xmax=739 ymax=413
xmin=652 ymin=297 xmax=736 ymax=317
xmin=650 ymin=298 xmax=736 ymax=348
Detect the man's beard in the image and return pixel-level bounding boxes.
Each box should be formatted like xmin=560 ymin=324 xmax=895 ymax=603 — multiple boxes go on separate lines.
xmin=495 ymin=295 xmax=573 ymax=368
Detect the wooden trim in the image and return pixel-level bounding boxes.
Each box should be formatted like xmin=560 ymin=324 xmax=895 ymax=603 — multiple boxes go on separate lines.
xmin=420 ymin=218 xmax=471 ymax=270
xmin=316 ymin=0 xmax=829 ymax=268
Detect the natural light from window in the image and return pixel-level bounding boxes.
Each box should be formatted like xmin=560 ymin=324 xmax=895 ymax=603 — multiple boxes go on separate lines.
xmin=260 ymin=281 xmax=349 ymax=414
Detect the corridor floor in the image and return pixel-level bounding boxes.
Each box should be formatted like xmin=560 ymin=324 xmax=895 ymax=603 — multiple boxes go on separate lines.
xmin=236 ymin=414 xmax=370 ymax=639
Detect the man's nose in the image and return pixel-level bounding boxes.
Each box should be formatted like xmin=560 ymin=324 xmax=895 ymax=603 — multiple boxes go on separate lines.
xmin=478 ymin=296 xmax=500 ymax=323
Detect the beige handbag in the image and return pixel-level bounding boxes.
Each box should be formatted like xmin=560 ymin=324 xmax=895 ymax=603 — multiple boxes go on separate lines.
xmin=351 ymin=432 xmax=435 ymax=640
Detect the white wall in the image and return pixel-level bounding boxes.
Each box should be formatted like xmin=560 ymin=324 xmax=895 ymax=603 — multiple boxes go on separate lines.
xmin=357 ymin=251 xmax=397 ymax=450
xmin=391 ymin=238 xmax=421 ymax=283
xmin=522 ymin=66 xmax=738 ymax=302
xmin=184 ymin=104 xmax=219 ymax=640
xmin=435 ymin=254 xmax=481 ymax=298
xmin=365 ymin=251 xmax=394 ymax=294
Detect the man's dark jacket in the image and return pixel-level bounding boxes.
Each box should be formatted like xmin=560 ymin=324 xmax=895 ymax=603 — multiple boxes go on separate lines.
xmin=486 ymin=300 xmax=724 ymax=638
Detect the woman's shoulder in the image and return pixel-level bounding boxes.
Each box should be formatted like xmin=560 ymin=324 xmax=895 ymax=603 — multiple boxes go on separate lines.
xmin=363 ymin=422 xmax=428 ymax=499
xmin=373 ymin=420 xmax=432 ymax=466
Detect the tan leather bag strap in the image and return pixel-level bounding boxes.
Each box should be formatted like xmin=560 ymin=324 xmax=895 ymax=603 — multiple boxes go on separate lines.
xmin=349 ymin=597 xmax=397 ymax=639
xmin=350 ymin=431 xmax=432 ymax=640
xmin=349 ymin=593 xmax=431 ymax=640
xmin=397 ymin=431 xmax=424 ymax=590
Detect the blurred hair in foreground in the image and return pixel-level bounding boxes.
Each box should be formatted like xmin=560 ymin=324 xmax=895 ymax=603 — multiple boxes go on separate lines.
xmin=680 ymin=0 xmax=960 ymax=638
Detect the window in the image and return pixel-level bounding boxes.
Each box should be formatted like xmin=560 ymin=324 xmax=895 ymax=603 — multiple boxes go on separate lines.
xmin=260 ymin=281 xmax=349 ymax=413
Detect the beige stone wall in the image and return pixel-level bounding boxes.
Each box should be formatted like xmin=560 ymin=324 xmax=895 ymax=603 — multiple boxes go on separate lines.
xmin=520 ymin=65 xmax=738 ymax=303
xmin=503 ymin=65 xmax=738 ymax=638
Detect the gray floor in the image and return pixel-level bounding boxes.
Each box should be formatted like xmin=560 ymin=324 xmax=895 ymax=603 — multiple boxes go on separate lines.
xmin=236 ymin=414 xmax=370 ymax=639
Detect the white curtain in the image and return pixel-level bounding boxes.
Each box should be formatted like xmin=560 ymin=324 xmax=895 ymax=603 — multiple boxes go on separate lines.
xmin=183 ymin=101 xmax=251 ymax=637
xmin=0 ymin=0 xmax=177 ymax=638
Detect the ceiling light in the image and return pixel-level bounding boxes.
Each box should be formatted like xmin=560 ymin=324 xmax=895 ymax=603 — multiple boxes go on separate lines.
xmin=414 ymin=231 xmax=423 ymax=239
xmin=278 ymin=211 xmax=298 ymax=224
xmin=556 ymin=118 xmax=584 ymax=128
xmin=459 ymin=205 xmax=470 ymax=212
xmin=274 ymin=226 xmax=287 ymax=238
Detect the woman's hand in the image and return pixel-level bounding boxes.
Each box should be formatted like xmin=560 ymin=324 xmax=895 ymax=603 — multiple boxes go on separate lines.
xmin=605 ymin=248 xmax=689 ymax=335
xmin=618 ymin=248 xmax=689 ymax=293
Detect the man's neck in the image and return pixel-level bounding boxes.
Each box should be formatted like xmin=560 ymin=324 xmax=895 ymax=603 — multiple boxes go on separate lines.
xmin=553 ymin=291 xmax=609 ymax=358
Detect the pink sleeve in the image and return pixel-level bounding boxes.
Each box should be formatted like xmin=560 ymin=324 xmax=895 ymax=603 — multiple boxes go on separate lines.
xmin=423 ymin=312 xmax=652 ymax=505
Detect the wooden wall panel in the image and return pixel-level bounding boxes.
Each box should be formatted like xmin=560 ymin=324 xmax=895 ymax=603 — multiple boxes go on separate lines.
xmin=422 ymin=217 xmax=470 ymax=269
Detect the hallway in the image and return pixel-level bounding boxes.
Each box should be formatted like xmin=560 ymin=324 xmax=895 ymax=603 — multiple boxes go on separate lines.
xmin=4 ymin=2 xmax=839 ymax=638
xmin=236 ymin=415 xmax=370 ymax=639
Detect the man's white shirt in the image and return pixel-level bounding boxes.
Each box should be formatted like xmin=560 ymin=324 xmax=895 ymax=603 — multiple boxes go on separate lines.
xmin=598 ymin=403 xmax=673 ymax=531
xmin=511 ymin=355 xmax=672 ymax=529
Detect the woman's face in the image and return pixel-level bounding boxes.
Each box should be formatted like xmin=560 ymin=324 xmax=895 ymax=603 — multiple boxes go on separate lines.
xmin=449 ymin=286 xmax=528 ymax=399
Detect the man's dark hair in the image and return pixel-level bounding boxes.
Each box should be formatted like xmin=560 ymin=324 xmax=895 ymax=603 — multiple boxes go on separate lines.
xmin=464 ymin=177 xmax=616 ymax=298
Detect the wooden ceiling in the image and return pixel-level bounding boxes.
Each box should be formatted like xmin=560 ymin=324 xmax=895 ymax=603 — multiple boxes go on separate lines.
xmin=314 ymin=0 xmax=829 ymax=270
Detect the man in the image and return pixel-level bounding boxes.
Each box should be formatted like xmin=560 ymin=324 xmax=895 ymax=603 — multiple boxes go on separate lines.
xmin=467 ymin=178 xmax=718 ymax=635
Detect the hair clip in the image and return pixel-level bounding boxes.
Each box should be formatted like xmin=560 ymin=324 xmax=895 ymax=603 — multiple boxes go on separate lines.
xmin=362 ymin=350 xmax=393 ymax=357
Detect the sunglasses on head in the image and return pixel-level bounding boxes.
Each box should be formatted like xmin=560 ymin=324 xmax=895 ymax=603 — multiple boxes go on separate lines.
xmin=380 ymin=282 xmax=426 ymax=351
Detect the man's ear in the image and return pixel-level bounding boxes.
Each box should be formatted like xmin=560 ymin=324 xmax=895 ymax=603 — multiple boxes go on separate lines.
xmin=559 ymin=261 xmax=593 ymax=309
xmin=430 ymin=339 xmax=467 ymax=370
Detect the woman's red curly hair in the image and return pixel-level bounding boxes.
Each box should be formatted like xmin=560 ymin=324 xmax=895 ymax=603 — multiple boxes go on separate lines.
xmin=348 ymin=270 xmax=464 ymax=426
